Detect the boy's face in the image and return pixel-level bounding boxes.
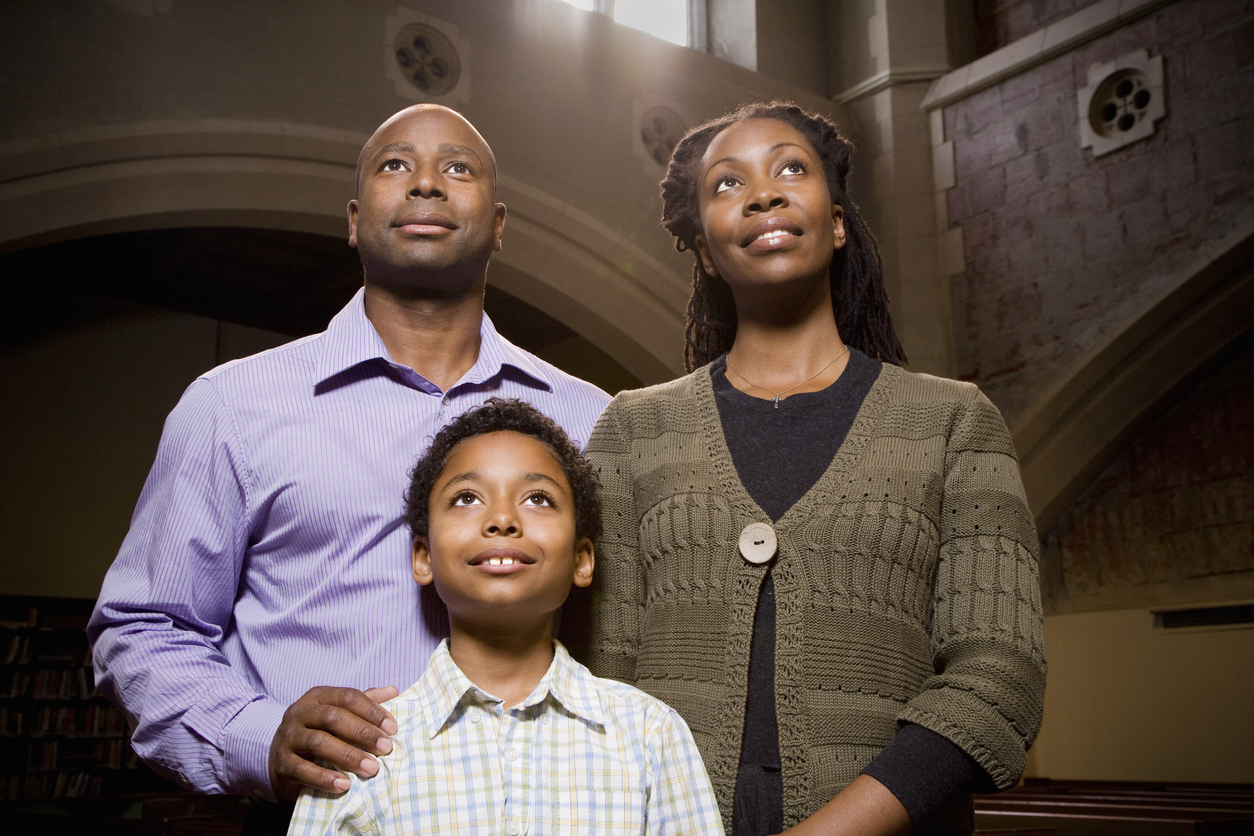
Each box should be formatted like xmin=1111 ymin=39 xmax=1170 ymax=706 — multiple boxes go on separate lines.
xmin=412 ymin=431 xmax=594 ymax=631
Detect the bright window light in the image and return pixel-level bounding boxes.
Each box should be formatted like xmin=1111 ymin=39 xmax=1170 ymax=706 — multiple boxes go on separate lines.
xmin=556 ymin=0 xmax=690 ymax=47
xmin=614 ymin=1 xmax=688 ymax=46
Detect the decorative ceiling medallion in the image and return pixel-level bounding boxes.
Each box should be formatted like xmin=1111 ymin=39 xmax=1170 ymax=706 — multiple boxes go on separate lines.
xmin=1077 ymin=49 xmax=1165 ymax=158
xmin=393 ymin=23 xmax=460 ymax=96
xmin=639 ymin=106 xmax=687 ymax=168
xmin=384 ymin=10 xmax=469 ymax=104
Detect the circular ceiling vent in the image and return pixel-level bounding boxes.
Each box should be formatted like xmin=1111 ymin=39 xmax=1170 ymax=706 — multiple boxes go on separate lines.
xmin=640 ymin=106 xmax=686 ymax=167
xmin=393 ymin=23 xmax=460 ymax=96
xmin=1090 ymin=69 xmax=1153 ymax=138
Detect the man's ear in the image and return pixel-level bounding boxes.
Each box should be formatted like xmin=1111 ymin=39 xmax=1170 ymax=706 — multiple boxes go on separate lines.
xmin=571 ymin=538 xmax=595 ymax=589
xmin=412 ymin=537 xmax=434 ymax=586
xmin=493 ymin=203 xmax=507 ymax=252
xmin=347 ymin=199 xmax=359 ymax=249
xmin=693 ymin=234 xmax=719 ymax=277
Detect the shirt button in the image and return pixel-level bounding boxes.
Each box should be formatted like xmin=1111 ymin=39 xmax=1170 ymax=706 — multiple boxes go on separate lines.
xmin=442 ymin=394 xmax=451 ymax=405
xmin=505 ymin=747 xmax=518 ymax=761
xmin=506 ymin=820 xmax=520 ymax=835
xmin=540 ymin=714 xmax=551 ymax=725
xmin=739 ymin=522 xmax=777 ymax=564
xmin=470 ymin=712 xmax=481 ymax=724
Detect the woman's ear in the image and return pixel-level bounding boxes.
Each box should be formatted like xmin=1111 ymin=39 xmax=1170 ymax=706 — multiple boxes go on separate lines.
xmin=412 ymin=537 xmax=434 ymax=586
xmin=832 ymin=204 xmax=846 ymax=250
xmin=571 ymin=538 xmax=595 ymax=588
xmin=693 ymin=234 xmax=720 ymax=277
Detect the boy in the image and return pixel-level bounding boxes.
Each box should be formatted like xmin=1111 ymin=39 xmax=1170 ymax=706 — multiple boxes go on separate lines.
xmin=288 ymin=399 xmax=724 ymax=835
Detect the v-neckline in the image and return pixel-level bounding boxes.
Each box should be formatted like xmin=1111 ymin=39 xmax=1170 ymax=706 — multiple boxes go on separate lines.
xmin=694 ymin=359 xmax=899 ymax=531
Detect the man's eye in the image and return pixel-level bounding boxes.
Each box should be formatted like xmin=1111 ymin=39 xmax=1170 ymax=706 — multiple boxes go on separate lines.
xmin=713 ymin=176 xmax=739 ymax=194
xmin=447 ymin=162 xmax=471 ymax=175
xmin=381 ymin=160 xmax=406 ymax=172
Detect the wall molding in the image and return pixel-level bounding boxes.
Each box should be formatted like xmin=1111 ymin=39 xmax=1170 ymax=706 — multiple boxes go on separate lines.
xmin=0 ymin=120 xmax=686 ymax=382
xmin=921 ymin=0 xmax=1178 ymax=112
xmin=834 ymin=65 xmax=950 ymax=106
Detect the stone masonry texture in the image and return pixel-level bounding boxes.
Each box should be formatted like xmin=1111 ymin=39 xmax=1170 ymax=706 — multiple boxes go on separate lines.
xmin=974 ymin=0 xmax=1108 ymax=56
xmin=1040 ymin=339 xmax=1254 ymax=612
xmin=945 ymin=0 xmax=1254 ymax=425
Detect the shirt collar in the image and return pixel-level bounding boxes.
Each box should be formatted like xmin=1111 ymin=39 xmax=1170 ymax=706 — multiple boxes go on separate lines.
xmin=314 ymin=288 xmax=555 ymax=393
xmin=421 ymin=640 xmax=607 ymax=738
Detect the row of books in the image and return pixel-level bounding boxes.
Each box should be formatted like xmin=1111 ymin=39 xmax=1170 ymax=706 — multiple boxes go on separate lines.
xmin=1 ymin=631 xmax=90 ymax=667
xmin=0 ymin=703 xmax=127 ymax=739
xmin=4 ymin=771 xmax=105 ymax=801
xmin=21 ymin=738 xmax=138 ymax=773
xmin=3 ymin=666 xmax=97 ymax=700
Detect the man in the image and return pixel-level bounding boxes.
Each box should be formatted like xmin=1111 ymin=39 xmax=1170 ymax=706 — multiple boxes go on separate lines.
xmin=87 ymin=106 xmax=610 ymax=824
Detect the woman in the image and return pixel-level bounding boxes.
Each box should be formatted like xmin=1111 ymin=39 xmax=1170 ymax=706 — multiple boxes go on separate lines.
xmin=581 ymin=102 xmax=1046 ymax=835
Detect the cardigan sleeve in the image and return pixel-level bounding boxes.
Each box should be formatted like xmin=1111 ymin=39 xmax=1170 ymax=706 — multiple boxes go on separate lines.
xmin=897 ymin=386 xmax=1047 ymax=791
xmin=582 ymin=396 xmax=647 ymax=683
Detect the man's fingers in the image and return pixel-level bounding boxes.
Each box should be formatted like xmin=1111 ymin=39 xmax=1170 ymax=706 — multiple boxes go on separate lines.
xmin=362 ymin=686 xmax=400 ymax=734
xmin=292 ymin=727 xmax=380 ymax=779
xmin=320 ymin=686 xmax=399 ymax=740
xmin=270 ymin=686 xmax=400 ymax=799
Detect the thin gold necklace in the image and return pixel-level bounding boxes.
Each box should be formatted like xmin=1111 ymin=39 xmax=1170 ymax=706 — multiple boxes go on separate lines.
xmin=726 ymin=345 xmax=850 ymax=409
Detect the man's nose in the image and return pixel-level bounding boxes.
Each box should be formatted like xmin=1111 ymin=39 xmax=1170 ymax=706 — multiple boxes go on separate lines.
xmin=408 ymin=166 xmax=445 ymax=199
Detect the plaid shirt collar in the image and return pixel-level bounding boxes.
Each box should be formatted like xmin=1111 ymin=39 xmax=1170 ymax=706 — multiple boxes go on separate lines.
xmin=421 ymin=639 xmax=607 ymax=739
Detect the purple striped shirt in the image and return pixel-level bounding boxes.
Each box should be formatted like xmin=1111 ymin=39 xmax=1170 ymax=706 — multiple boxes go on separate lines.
xmin=87 ymin=288 xmax=610 ymax=799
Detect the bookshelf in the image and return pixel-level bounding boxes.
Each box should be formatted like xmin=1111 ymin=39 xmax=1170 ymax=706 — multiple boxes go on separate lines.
xmin=0 ymin=594 xmax=172 ymax=803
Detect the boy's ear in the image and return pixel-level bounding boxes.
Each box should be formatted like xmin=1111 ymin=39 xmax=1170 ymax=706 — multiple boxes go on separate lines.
xmin=571 ymin=538 xmax=595 ymax=588
xmin=412 ymin=537 xmax=435 ymax=586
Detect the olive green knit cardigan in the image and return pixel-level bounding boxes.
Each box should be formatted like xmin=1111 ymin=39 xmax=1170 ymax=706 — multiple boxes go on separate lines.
xmin=582 ymin=362 xmax=1046 ymax=829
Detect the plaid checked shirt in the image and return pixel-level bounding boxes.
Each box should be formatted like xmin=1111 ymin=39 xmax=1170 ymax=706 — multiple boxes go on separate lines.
xmin=288 ymin=640 xmax=724 ymax=835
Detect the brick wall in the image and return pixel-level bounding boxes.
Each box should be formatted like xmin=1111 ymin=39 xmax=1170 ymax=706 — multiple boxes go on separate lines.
xmin=945 ymin=0 xmax=1254 ymax=424
xmin=1040 ymin=339 xmax=1254 ymax=612
xmin=974 ymin=0 xmax=1106 ymax=55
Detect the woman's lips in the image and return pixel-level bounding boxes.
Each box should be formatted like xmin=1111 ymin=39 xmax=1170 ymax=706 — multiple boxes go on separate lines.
xmin=741 ymin=217 xmax=801 ymax=250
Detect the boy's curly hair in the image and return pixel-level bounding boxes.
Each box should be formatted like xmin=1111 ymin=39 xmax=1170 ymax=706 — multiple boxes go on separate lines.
xmin=403 ymin=398 xmax=601 ymax=543
xmin=659 ymin=100 xmax=907 ymax=371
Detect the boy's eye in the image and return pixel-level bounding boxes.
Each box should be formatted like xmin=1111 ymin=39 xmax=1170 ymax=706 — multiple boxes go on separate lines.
xmin=523 ymin=492 xmax=554 ymax=507
xmin=451 ymin=491 xmax=480 ymax=506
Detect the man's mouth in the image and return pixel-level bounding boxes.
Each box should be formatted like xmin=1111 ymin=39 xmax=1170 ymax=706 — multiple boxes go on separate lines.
xmin=395 ymin=212 xmax=457 ymax=234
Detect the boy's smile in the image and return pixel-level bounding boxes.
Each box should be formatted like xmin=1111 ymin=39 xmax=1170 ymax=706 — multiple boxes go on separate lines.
xmin=412 ymin=431 xmax=593 ymax=633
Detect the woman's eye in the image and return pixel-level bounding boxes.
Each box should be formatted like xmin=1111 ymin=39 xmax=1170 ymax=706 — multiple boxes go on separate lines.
xmin=713 ymin=176 xmax=739 ymax=194
xmin=780 ymin=161 xmax=805 ymax=175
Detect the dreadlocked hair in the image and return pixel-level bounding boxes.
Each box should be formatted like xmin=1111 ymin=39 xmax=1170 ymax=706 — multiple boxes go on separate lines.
xmin=659 ymin=101 xmax=907 ymax=371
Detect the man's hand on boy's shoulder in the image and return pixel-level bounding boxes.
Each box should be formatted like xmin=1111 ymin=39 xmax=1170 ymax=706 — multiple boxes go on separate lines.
xmin=268 ymin=685 xmax=401 ymax=800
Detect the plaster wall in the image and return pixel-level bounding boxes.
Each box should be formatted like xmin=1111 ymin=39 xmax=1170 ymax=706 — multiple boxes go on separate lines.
xmin=1027 ymin=606 xmax=1254 ymax=783
xmin=0 ymin=295 xmax=287 ymax=599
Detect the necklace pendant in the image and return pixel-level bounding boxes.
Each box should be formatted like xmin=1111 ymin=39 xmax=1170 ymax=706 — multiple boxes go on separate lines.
xmin=772 ymin=395 xmax=780 ymax=409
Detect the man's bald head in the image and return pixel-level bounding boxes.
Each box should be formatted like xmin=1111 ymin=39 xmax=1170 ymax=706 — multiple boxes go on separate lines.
xmin=355 ymin=104 xmax=498 ymax=198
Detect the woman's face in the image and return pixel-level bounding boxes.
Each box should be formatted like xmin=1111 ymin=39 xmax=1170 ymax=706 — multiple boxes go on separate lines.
xmin=693 ymin=118 xmax=845 ymax=293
